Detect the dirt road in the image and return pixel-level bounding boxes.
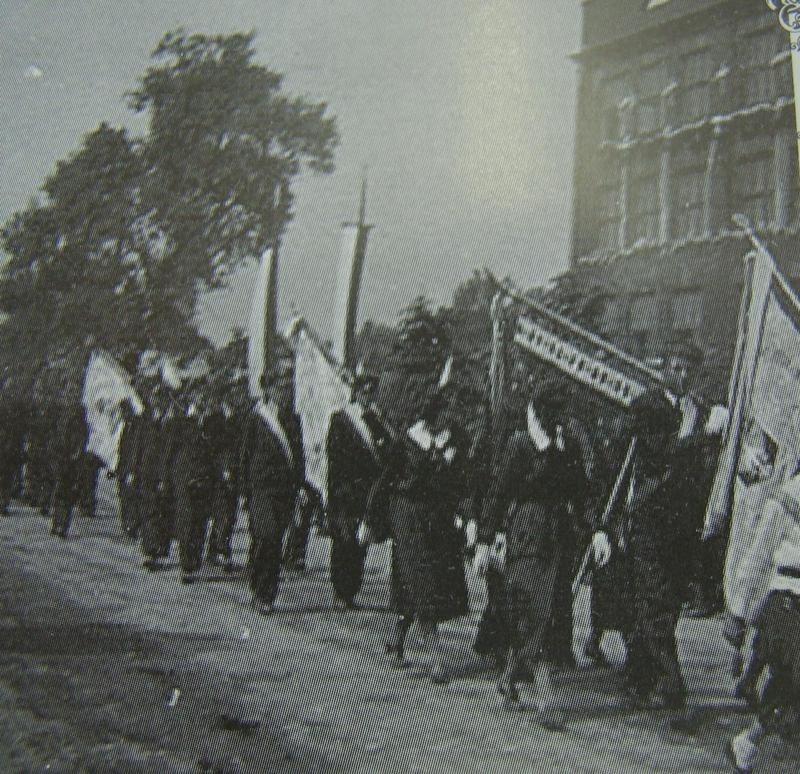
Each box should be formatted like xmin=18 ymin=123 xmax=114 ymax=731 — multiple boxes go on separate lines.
xmin=0 ymin=492 xmax=795 ymax=773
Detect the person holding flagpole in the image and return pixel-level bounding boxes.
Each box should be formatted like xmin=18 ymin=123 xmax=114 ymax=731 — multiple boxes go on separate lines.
xmin=239 ymin=358 xmax=307 ymax=615
xmin=326 ymin=371 xmax=388 ymax=610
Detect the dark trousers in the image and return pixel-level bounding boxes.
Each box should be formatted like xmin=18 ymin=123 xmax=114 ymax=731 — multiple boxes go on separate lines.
xmin=80 ymin=460 xmax=101 ymax=517
xmin=283 ymin=494 xmax=315 ymax=570
xmin=330 ymin=528 xmax=367 ymax=603
xmin=624 ymin=614 xmax=683 ymax=699
xmin=140 ymin=490 xmax=173 ymax=561
xmin=546 ymin=543 xmax=577 ymax=664
xmin=755 ymin=591 xmax=800 ymax=728
xmin=208 ymin=484 xmax=238 ymax=560
xmin=175 ymin=483 xmax=213 ymax=574
xmin=249 ymin=489 xmax=294 ymax=604
xmin=119 ymin=485 xmax=141 ymax=537
xmin=50 ymin=476 xmax=81 ymax=536
xmin=473 ymin=566 xmax=510 ymax=661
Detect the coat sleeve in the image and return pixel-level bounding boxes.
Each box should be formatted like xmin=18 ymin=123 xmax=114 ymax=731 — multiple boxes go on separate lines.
xmin=363 ymin=437 xmax=404 ymax=542
xmin=478 ymin=431 xmax=526 ymax=543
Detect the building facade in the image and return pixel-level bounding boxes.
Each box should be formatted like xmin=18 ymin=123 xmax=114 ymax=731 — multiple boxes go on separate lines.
xmin=569 ymin=0 xmax=799 ymax=398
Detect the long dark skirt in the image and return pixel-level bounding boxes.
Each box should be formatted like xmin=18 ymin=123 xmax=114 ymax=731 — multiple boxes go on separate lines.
xmin=388 ymin=495 xmax=468 ymax=622
xmin=506 ymin=552 xmax=560 ymax=663
xmin=591 ymin=548 xmax=635 ymax=636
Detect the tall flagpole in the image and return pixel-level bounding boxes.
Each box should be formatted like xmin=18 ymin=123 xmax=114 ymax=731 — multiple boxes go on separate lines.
xmin=331 ymin=174 xmax=373 ymax=369
xmin=767 ymin=2 xmax=800 ymax=171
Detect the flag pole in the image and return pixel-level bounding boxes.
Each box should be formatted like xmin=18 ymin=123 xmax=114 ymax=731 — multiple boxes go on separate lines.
xmin=767 ymin=2 xmax=800 ymax=174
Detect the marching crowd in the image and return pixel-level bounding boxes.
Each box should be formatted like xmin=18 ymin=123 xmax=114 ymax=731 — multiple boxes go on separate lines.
xmin=1 ymin=339 xmax=799 ymax=772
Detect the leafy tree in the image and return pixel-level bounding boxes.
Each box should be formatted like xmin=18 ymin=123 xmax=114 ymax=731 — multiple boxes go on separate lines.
xmin=0 ymin=29 xmax=338 ymax=382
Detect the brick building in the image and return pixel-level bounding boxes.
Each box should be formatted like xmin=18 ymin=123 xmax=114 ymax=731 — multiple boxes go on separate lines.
xmin=568 ymin=0 xmax=799 ymax=398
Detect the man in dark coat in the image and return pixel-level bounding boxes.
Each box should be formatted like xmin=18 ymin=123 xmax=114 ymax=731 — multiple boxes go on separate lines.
xmin=206 ymin=399 xmax=243 ymax=572
xmin=239 ymin=360 xmax=306 ymax=615
xmin=583 ymin=412 xmax=631 ymax=666
xmin=172 ymin=392 xmax=218 ymax=584
xmin=476 ymin=380 xmax=588 ymax=729
xmin=592 ymin=389 xmax=703 ymax=710
xmin=49 ymin=397 xmax=89 ymax=538
xmin=117 ymin=400 xmax=143 ymax=539
xmin=326 ymin=373 xmax=388 ymax=610
xmin=139 ymin=385 xmax=178 ymax=571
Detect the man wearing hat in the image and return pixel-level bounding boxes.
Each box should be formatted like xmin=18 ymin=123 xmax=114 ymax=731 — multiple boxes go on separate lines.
xmin=326 ymin=371 xmax=388 ymax=610
xmin=592 ymin=388 xmax=702 ymax=710
xmin=139 ymin=381 xmax=178 ymax=571
xmin=205 ymin=394 xmax=245 ymax=573
xmin=239 ymin=357 xmax=306 ymax=615
xmin=476 ymin=378 xmax=588 ymax=729
xmin=117 ymin=397 xmax=144 ymax=539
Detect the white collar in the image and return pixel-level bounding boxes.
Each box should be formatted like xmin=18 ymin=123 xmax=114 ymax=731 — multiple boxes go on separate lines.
xmin=527 ymin=404 xmax=553 ymax=452
xmin=407 ymin=420 xmax=451 ymax=451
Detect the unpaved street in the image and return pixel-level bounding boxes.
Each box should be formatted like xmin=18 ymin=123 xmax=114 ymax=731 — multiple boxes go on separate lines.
xmin=0 ymin=489 xmax=796 ymax=773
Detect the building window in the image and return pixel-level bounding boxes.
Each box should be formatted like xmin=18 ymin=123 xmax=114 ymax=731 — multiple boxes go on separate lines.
xmin=731 ymin=130 xmax=773 ymax=229
xmin=736 ymin=25 xmax=785 ymax=107
xmin=628 ymin=149 xmax=660 ymax=245
xmin=599 ymin=296 xmax=629 ymax=336
xmin=672 ymin=137 xmax=706 ymax=240
xmin=630 ymin=293 xmax=660 ymax=335
xmin=671 ymin=289 xmax=703 ymax=332
xmin=677 ymin=48 xmax=715 ymax=124
xmin=601 ymin=72 xmax=632 ymax=141
xmin=636 ymin=59 xmax=672 ymax=136
xmin=593 ymin=162 xmax=622 ymax=253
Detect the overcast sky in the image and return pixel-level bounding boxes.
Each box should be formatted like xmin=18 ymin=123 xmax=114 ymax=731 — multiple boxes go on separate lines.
xmin=1 ymin=0 xmax=582 ymax=345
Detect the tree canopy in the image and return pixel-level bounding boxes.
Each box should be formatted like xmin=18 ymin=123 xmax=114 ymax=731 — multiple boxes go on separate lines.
xmin=0 ymin=29 xmax=338 ymax=390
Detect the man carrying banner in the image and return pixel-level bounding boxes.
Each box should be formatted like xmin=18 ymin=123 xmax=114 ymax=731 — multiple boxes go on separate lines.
xmin=592 ymin=389 xmax=702 ymax=711
xmin=117 ymin=399 xmax=144 ymax=539
xmin=326 ymin=371 xmax=387 ymax=611
xmin=239 ymin=359 xmax=307 ymax=615
xmin=172 ymin=389 xmax=218 ymax=585
xmin=206 ymin=395 xmax=244 ymax=572
xmin=49 ymin=388 xmax=90 ymax=539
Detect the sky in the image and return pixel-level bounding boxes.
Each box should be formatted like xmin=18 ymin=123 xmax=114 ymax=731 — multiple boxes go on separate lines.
xmin=0 ymin=0 xmax=583 ymax=346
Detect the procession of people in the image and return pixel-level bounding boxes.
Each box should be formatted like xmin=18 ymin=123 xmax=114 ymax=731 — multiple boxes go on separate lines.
xmin=0 ymin=330 xmax=798 ymax=773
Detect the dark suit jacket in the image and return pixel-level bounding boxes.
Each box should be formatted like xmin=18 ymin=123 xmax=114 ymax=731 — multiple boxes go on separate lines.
xmin=239 ymin=405 xmax=305 ymax=499
xmin=171 ymin=414 xmax=217 ymax=496
xmin=117 ymin=413 xmax=142 ymax=485
xmin=326 ymin=408 xmax=384 ymax=529
xmin=479 ymin=428 xmax=588 ymax=563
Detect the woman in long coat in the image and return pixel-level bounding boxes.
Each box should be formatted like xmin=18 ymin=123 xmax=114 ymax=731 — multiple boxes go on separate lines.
xmin=478 ymin=381 xmax=587 ymax=729
xmin=364 ymin=391 xmax=469 ymax=684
